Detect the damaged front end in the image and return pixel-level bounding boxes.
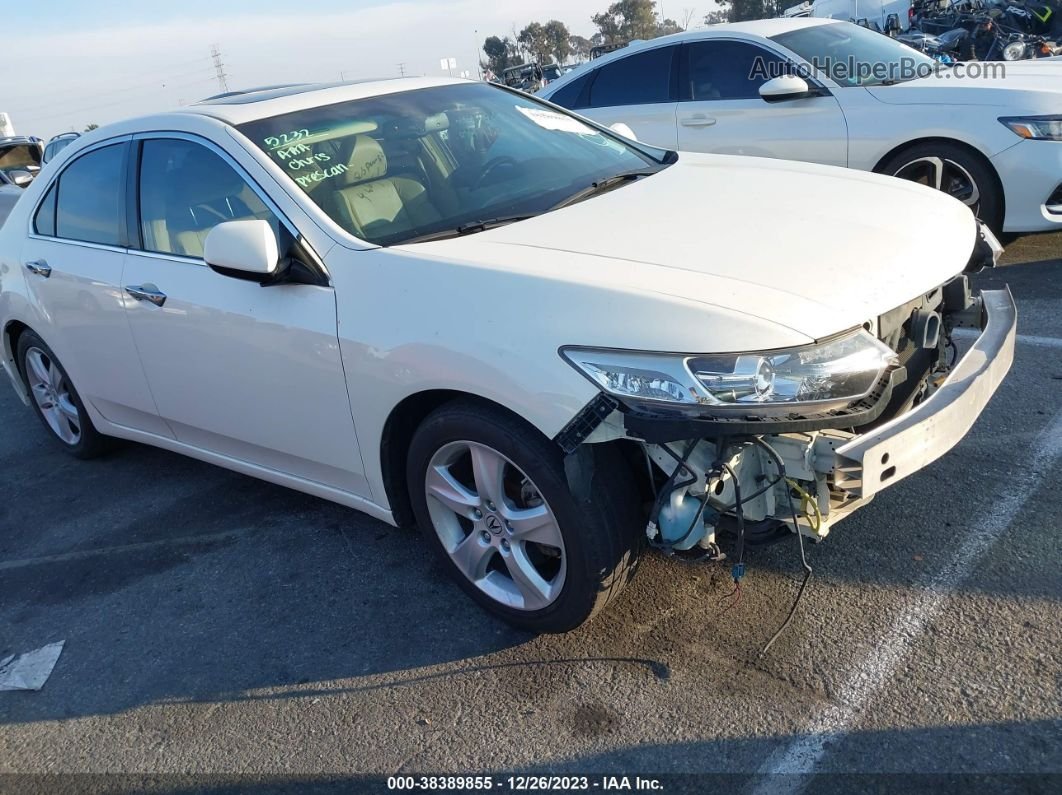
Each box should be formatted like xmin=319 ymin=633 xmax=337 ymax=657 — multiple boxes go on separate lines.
xmin=555 ymin=267 xmax=1016 ymax=555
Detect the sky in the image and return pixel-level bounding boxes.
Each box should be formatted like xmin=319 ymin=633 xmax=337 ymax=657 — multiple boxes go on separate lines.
xmin=1 ymin=0 xmax=671 ymax=140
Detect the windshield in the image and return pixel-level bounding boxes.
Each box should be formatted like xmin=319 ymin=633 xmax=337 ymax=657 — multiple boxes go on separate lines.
xmin=238 ymin=82 xmax=664 ymax=246
xmin=772 ymin=22 xmax=938 ymax=87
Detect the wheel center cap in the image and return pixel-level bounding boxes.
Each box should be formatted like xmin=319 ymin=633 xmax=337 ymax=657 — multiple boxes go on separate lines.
xmin=485 ymin=515 xmax=503 ymax=535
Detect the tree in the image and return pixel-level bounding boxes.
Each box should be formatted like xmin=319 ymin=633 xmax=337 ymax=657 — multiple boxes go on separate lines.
xmin=720 ymin=0 xmax=780 ymax=21
xmin=569 ymin=34 xmax=593 ymax=61
xmin=657 ymin=16 xmax=684 ymax=35
xmin=518 ymin=22 xmax=552 ymax=64
xmin=483 ymin=35 xmax=515 ymax=75
xmin=84 ymin=123 xmax=99 ymax=132
xmin=681 ymin=7 xmax=698 ymax=29
xmin=592 ymin=1 xmax=684 ymax=43
xmin=544 ymin=20 xmax=572 ymax=63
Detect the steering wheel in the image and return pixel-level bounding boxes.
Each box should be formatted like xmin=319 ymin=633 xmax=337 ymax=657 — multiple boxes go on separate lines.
xmin=473 ymin=156 xmax=519 ymax=190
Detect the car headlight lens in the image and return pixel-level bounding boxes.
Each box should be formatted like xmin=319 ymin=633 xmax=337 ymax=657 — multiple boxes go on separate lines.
xmin=999 ymin=115 xmax=1062 ymax=141
xmin=562 ymin=329 xmax=897 ymax=414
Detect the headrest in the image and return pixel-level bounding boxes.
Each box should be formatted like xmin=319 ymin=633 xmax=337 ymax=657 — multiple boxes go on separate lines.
xmin=341 ymin=135 xmax=387 ymax=185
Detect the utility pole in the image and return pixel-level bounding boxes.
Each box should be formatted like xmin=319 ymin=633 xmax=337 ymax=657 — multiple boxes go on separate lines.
xmin=211 ymin=44 xmax=230 ymax=93
xmin=397 ymin=62 xmax=407 ymax=77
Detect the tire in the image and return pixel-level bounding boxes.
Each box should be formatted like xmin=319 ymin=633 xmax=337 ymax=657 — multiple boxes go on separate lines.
xmin=407 ymin=399 xmax=644 ymax=633
xmin=17 ymin=330 xmax=112 ymax=459
xmin=878 ymin=142 xmax=1004 ymax=235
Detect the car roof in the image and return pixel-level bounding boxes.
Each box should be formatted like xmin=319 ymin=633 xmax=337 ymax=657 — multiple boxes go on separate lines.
xmin=541 ymin=17 xmax=838 ymax=96
xmin=181 ymin=76 xmax=468 ymax=125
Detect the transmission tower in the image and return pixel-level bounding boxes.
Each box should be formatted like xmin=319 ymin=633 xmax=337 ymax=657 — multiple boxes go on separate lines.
xmin=397 ymin=62 xmax=407 ymax=77
xmin=211 ymin=45 xmax=230 ymax=93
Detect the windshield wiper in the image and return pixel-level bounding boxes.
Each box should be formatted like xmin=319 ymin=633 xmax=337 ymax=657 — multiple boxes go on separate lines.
xmin=399 ymin=215 xmax=537 ymax=245
xmin=550 ymin=169 xmax=658 ymax=211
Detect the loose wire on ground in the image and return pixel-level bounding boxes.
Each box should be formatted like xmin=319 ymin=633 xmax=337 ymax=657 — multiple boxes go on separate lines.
xmin=752 ymin=437 xmax=815 ymax=658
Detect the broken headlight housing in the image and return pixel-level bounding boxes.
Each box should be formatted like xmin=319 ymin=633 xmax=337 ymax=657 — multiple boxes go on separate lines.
xmin=562 ymin=329 xmax=897 ymax=416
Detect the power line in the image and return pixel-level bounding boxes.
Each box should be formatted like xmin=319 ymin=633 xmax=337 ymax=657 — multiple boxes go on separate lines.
xmin=8 ymin=66 xmax=216 ymax=117
xmin=24 ymin=77 xmax=217 ymax=123
xmin=3 ymin=59 xmax=214 ymax=111
xmin=211 ymin=44 xmax=230 ymax=93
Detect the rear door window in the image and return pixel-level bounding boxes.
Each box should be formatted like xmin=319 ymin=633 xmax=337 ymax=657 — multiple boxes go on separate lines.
xmin=55 ymin=144 xmax=125 ymax=246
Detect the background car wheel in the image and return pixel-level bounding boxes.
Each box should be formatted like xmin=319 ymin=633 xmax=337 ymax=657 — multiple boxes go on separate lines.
xmin=407 ymin=399 xmax=644 ymax=633
xmin=17 ymin=330 xmax=111 ymax=459
xmin=879 ymin=142 xmax=1003 ymax=235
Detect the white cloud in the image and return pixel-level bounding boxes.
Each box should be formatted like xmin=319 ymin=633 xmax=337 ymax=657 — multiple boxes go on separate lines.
xmin=3 ymin=0 xmax=608 ymax=138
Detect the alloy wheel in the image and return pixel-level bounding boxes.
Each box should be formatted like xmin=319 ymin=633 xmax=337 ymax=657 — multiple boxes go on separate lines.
xmin=892 ymin=156 xmax=980 ymax=211
xmin=24 ymin=347 xmax=82 ymax=446
xmin=424 ymin=440 xmax=566 ymax=611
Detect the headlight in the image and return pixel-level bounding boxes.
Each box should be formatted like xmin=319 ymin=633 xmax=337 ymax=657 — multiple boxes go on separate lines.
xmin=999 ymin=115 xmax=1062 ymax=141
xmin=561 ymin=329 xmax=898 ymax=415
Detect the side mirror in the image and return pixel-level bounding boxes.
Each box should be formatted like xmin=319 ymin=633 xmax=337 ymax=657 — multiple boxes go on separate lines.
xmin=9 ymin=170 xmax=34 ymax=188
xmin=204 ymin=219 xmax=280 ymax=281
xmin=759 ymin=75 xmax=814 ymax=103
xmin=609 ymin=122 xmax=638 ymax=142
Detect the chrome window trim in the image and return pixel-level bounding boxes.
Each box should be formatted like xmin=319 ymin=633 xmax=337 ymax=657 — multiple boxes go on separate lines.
xmin=125 ymin=248 xmax=205 ymax=267
xmin=24 ymin=234 xmax=128 ymax=256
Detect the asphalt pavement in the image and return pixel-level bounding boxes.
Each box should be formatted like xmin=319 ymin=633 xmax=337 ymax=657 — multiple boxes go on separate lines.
xmin=0 ymin=237 xmax=1060 ymax=794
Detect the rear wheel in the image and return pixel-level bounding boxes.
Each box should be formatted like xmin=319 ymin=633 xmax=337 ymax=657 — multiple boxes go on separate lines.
xmin=879 ymin=142 xmax=1003 ymax=235
xmin=407 ymin=399 xmax=644 ymax=633
xmin=17 ymin=331 xmax=111 ymax=459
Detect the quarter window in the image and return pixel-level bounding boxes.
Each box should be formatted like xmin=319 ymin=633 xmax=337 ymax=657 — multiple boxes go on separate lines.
xmin=588 ymin=46 xmax=676 ymax=108
xmin=685 ymin=41 xmax=790 ymax=101
xmin=33 ymin=182 xmax=58 ymax=237
xmin=55 ymin=144 xmax=124 ymax=246
xmin=137 ymin=138 xmax=280 ymax=258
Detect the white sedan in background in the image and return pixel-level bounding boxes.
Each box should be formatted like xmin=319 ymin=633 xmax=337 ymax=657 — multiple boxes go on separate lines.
xmin=0 ymin=78 xmax=1013 ymax=633
xmin=540 ymin=18 xmax=1062 ymax=236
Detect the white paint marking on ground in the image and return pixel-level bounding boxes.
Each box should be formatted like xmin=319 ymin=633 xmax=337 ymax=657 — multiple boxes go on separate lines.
xmin=750 ymin=408 xmax=1062 ymax=795
xmin=953 ymin=328 xmax=1062 ymax=349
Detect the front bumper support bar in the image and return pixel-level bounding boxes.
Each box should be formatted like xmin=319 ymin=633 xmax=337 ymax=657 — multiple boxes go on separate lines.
xmin=834 ymin=288 xmax=1017 ymax=499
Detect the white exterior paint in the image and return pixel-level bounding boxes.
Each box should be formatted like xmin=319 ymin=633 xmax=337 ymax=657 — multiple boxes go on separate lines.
xmin=0 ymin=77 xmax=996 ymax=529
xmin=540 ymin=19 xmax=1062 ymax=233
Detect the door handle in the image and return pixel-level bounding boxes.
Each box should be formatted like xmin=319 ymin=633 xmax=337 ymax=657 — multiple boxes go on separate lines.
xmin=680 ymin=115 xmax=717 ymax=128
xmin=25 ymin=260 xmax=52 ymax=278
xmin=125 ymin=285 xmax=167 ymax=308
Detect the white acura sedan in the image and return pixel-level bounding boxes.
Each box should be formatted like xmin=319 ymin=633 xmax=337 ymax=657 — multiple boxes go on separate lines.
xmin=0 ymin=78 xmax=1015 ymax=632
xmin=539 ymin=18 xmax=1062 ymax=236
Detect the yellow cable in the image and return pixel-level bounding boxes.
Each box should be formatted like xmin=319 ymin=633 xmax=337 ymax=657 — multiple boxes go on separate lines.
xmin=785 ymin=478 xmax=823 ymax=533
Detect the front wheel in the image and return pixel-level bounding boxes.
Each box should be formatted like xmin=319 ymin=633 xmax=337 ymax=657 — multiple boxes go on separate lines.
xmin=879 ymin=142 xmax=1003 ymax=235
xmin=407 ymin=400 xmax=644 ymax=633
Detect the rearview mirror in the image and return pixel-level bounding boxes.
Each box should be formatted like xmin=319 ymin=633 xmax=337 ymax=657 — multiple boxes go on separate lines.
xmin=609 ymin=122 xmax=638 ymax=142
xmin=204 ymin=220 xmax=280 ymax=281
xmin=759 ymin=75 xmax=813 ymax=103
xmin=9 ymin=170 xmax=34 ymax=188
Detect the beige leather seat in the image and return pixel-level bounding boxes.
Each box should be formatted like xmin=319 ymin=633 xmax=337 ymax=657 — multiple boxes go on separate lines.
xmin=332 ymin=135 xmax=441 ymax=240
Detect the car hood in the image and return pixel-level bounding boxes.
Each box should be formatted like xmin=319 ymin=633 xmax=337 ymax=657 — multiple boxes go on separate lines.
xmin=864 ymin=61 xmax=1062 ymax=109
xmin=402 ymin=153 xmax=977 ymax=342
